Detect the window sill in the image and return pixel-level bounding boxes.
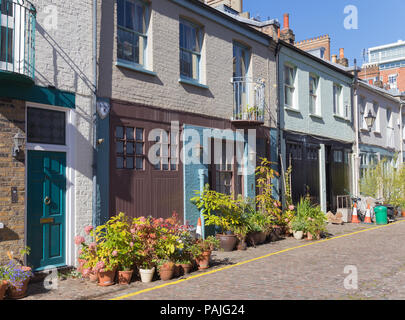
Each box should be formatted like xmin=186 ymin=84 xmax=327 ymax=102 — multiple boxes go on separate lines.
xmin=309 ymin=113 xmax=323 ymax=120
xmin=284 ymin=106 xmax=301 ymax=114
xmin=116 ymin=61 xmax=157 ymax=76
xmin=333 ymin=114 xmax=350 ymax=122
xmin=178 ymin=77 xmax=209 ymax=89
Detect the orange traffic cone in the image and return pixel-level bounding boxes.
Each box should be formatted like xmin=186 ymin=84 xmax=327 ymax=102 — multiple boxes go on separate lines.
xmin=196 ymin=217 xmax=202 ymax=238
xmin=364 ymin=204 xmax=372 ymax=224
xmin=351 ymin=203 xmax=360 ymax=224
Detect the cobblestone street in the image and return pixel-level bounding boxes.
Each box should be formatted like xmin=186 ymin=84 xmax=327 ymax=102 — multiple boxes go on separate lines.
xmin=22 ymin=219 xmax=405 ymax=300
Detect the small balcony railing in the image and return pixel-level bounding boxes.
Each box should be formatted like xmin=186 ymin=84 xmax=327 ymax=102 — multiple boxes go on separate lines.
xmin=0 ymin=0 xmax=36 ymax=81
xmin=231 ymin=77 xmax=266 ymax=124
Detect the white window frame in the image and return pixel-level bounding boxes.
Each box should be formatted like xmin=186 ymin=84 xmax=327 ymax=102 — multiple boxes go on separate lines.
xmin=117 ymin=0 xmax=150 ymax=68
xmin=309 ymin=74 xmax=320 ymax=116
xmin=284 ymin=64 xmax=297 ymax=109
xmin=333 ymin=83 xmax=342 ymax=116
xmin=373 ymin=102 xmax=381 ymax=133
xmin=359 ymin=96 xmax=368 ymax=131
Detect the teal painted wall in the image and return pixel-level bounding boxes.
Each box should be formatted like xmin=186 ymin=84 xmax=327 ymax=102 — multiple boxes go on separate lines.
xmin=96 ymin=106 xmax=110 ymax=225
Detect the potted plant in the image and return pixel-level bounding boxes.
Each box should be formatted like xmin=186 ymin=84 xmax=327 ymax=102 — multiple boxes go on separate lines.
xmin=290 ymin=217 xmax=307 ymax=240
xmin=191 ymin=186 xmax=243 ymax=252
xmin=157 ymin=260 xmax=175 ymax=281
xmin=1 ymin=261 xmax=32 ymax=299
xmin=132 ymin=216 xmax=161 ymax=283
xmin=178 ymin=259 xmax=193 ymax=275
xmin=190 ymin=236 xmax=219 ymax=270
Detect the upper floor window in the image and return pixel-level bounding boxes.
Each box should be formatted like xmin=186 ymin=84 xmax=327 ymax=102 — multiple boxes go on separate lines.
xmin=284 ymin=65 xmax=296 ymax=108
xmin=388 ymin=74 xmax=398 ymax=89
xmin=117 ymin=0 xmax=149 ymax=67
xmin=386 ymin=108 xmax=393 ymax=128
xmin=309 ymin=75 xmax=319 ymax=115
xmin=359 ymin=96 xmax=368 ymax=130
xmin=333 ymin=83 xmax=342 ymax=116
xmin=373 ymin=102 xmax=380 ymax=133
xmin=179 ymin=19 xmax=202 ymax=81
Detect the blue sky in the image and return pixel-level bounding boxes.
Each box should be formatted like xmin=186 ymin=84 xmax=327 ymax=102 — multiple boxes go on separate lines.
xmin=243 ymin=0 xmax=405 ymax=66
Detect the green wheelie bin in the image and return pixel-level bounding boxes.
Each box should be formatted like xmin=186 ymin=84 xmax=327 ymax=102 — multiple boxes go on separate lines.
xmin=374 ymin=206 xmax=388 ymax=225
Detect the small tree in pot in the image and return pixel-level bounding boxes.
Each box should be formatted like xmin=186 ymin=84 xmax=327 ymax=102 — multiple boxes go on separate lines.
xmin=191 ymin=185 xmax=244 ymax=252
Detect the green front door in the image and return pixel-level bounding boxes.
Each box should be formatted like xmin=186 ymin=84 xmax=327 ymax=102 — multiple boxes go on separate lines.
xmin=27 ymin=151 xmax=66 ymax=271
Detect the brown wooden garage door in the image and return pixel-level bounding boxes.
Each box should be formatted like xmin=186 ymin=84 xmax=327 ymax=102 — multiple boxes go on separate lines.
xmin=109 ymin=118 xmax=183 ymax=221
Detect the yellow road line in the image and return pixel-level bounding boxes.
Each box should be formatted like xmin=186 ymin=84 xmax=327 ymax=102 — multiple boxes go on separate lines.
xmin=111 ymin=220 xmax=405 ymax=300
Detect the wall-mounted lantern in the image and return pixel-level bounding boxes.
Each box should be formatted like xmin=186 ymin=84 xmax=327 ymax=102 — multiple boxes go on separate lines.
xmin=12 ymin=132 xmax=25 ymax=158
xmin=365 ymin=110 xmax=376 ymax=131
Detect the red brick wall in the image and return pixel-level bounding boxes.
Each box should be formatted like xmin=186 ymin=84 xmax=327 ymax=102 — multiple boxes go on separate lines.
xmin=380 ymin=67 xmax=405 ymax=92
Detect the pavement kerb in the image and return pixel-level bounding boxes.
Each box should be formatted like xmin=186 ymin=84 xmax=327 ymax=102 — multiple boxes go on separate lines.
xmin=110 ymin=220 xmax=405 ymax=300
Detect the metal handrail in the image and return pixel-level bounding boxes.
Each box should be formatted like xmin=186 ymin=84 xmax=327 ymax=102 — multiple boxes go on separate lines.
xmin=231 ymin=76 xmax=266 ymax=121
xmin=0 ymin=0 xmax=36 ymax=80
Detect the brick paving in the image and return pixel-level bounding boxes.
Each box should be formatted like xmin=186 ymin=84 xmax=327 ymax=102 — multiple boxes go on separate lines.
xmin=20 ymin=219 xmax=405 ymax=300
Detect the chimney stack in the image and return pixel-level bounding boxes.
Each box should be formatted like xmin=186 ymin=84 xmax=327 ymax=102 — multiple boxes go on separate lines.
xmin=283 ymin=13 xmax=290 ymax=30
xmin=332 ymin=54 xmax=337 ymax=63
xmin=339 ymin=48 xmax=345 ymax=59
xmin=279 ymin=13 xmax=295 ymax=45
xmin=336 ymin=48 xmax=349 ymax=67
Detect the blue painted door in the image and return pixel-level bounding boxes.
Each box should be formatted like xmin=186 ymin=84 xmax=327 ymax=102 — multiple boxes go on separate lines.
xmin=27 ymin=151 xmax=66 ymax=271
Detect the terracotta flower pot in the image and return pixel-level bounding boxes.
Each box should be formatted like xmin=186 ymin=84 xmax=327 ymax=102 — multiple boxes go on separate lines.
xmin=89 ymin=271 xmax=98 ymax=283
xmin=402 ymin=209 xmax=405 ymax=217
xmin=0 ymin=280 xmax=8 ymax=300
xmin=118 ymin=270 xmax=133 ymax=285
xmin=139 ymin=267 xmax=155 ymax=283
xmin=97 ymin=268 xmax=116 ymax=287
xmin=159 ymin=265 xmax=174 ymax=281
xmin=216 ymin=234 xmax=237 ymax=252
xmin=180 ymin=263 xmax=193 ymax=275
xmin=8 ymin=278 xmax=30 ymax=299
xmin=196 ymin=251 xmax=211 ymax=270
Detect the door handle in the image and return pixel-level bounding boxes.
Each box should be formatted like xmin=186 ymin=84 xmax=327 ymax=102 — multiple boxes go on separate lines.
xmin=44 ymin=197 xmax=51 ymax=205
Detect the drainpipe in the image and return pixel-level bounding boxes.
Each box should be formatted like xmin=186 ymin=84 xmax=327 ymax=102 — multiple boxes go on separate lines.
xmin=353 ymin=59 xmax=360 ymax=197
xmin=400 ymin=102 xmax=404 ymax=166
xmin=274 ymin=41 xmax=282 ymax=206
xmin=92 ymin=0 xmax=98 ymax=227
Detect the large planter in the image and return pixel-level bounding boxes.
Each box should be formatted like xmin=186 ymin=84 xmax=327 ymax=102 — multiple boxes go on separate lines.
xmin=139 ymin=267 xmax=155 ymax=283
xmin=118 ymin=270 xmax=133 ymax=285
xmin=159 ymin=265 xmax=175 ymax=281
xmin=196 ymin=251 xmax=211 ymax=270
xmin=216 ymin=234 xmax=237 ymax=252
xmin=402 ymin=208 xmax=405 ymax=217
xmin=293 ymin=230 xmax=304 ymax=240
xmin=97 ymin=268 xmax=116 ymax=287
xmin=0 ymin=280 xmax=8 ymax=300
